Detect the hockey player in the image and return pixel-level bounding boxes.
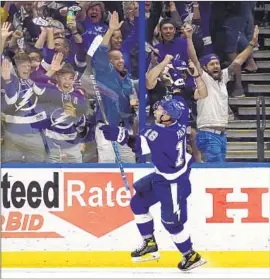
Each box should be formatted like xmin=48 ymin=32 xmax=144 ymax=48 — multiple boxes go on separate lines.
xmin=100 ymin=98 xmax=206 ymax=271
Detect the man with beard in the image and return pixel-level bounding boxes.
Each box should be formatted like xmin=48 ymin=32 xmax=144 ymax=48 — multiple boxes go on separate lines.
xmin=184 ymin=24 xmax=259 ymax=162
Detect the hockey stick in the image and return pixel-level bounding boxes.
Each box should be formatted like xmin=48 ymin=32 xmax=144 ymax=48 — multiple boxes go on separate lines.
xmin=87 ymin=36 xmax=130 ymax=191
xmin=91 ymin=75 xmax=130 ymax=191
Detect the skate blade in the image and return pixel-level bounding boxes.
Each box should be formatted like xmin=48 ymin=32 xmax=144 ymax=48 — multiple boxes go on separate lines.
xmin=132 ymin=251 xmax=160 ymax=263
xmin=181 ymin=258 xmax=207 ymax=272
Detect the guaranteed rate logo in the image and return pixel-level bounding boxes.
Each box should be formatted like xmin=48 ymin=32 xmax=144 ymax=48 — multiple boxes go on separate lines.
xmin=1 ymin=172 xmax=60 ymax=209
xmin=1 ymin=172 xmax=62 ymax=238
xmin=1 ymin=171 xmax=135 ymax=239
xmin=52 ymin=172 xmax=134 ymax=237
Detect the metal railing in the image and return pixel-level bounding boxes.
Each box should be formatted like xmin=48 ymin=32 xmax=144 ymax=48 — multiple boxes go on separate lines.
xmin=256 ymin=96 xmax=266 ymax=161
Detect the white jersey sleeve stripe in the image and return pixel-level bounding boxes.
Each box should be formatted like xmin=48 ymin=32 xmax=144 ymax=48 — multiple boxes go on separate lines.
xmin=140 ymin=135 xmax=151 ymax=155
xmin=4 ymin=91 xmax=18 ymax=105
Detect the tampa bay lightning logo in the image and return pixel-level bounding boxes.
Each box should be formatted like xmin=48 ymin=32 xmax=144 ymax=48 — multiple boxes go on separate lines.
xmin=94 ymin=26 xmax=105 ymax=32
xmin=15 ymin=83 xmax=46 ymax=112
xmin=50 ymin=108 xmax=74 ymax=130
xmin=87 ymin=26 xmax=106 ymax=36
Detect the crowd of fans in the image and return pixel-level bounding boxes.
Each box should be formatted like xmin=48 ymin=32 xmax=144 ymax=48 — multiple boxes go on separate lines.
xmin=0 ymin=1 xmax=261 ymax=163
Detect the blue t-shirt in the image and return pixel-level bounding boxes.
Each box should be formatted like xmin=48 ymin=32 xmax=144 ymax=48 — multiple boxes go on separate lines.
xmin=155 ymin=37 xmax=188 ymax=63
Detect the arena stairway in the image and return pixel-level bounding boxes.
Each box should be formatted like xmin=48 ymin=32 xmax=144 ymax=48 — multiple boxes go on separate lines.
xmin=226 ymin=24 xmax=270 ymax=162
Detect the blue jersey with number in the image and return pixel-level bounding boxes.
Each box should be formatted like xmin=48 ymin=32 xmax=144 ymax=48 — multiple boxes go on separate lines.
xmin=133 ymin=120 xmax=193 ymax=182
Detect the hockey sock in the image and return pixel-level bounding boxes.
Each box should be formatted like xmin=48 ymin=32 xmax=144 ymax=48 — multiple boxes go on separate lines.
xmin=134 ymin=212 xmax=154 ymax=238
xmin=130 ymin=193 xmax=155 ymax=239
xmin=173 ymin=237 xmax=193 ymax=254
xmin=164 ymin=222 xmax=193 ymax=254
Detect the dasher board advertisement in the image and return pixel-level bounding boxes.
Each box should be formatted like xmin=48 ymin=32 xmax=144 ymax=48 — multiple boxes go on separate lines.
xmin=1 ymin=163 xmax=269 ymax=268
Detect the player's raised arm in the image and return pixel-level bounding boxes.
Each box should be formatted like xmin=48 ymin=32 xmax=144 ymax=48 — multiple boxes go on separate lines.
xmin=99 ymin=98 xmax=187 ymax=157
xmin=99 ymin=124 xmax=150 ymax=156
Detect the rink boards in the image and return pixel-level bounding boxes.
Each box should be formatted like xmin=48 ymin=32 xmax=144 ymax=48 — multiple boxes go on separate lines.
xmin=1 ymin=163 xmax=270 ymax=268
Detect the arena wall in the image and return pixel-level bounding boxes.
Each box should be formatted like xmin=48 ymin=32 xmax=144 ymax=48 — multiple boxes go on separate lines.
xmin=1 ymin=163 xmax=269 ymax=268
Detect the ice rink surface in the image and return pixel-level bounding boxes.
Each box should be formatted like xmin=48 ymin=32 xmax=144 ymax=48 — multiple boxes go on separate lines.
xmin=2 ymin=268 xmax=270 ymax=279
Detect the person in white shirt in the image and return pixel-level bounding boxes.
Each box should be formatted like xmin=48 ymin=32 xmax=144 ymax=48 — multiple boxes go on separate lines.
xmin=183 ymin=24 xmax=259 ymax=162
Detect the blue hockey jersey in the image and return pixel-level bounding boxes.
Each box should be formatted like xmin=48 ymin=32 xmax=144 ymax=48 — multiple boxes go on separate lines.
xmin=133 ymin=120 xmax=193 ymax=182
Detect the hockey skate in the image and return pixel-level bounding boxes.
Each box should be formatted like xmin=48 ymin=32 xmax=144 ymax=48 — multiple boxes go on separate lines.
xmin=178 ymin=250 xmax=207 ymax=271
xmin=131 ymin=236 xmax=160 ymax=262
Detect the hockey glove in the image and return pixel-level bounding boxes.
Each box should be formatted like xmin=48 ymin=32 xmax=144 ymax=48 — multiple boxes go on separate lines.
xmin=99 ymin=125 xmax=129 ymax=145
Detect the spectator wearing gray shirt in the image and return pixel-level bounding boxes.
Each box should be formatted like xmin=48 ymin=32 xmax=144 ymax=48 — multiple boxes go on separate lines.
xmin=184 ymin=24 xmax=259 ymax=162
